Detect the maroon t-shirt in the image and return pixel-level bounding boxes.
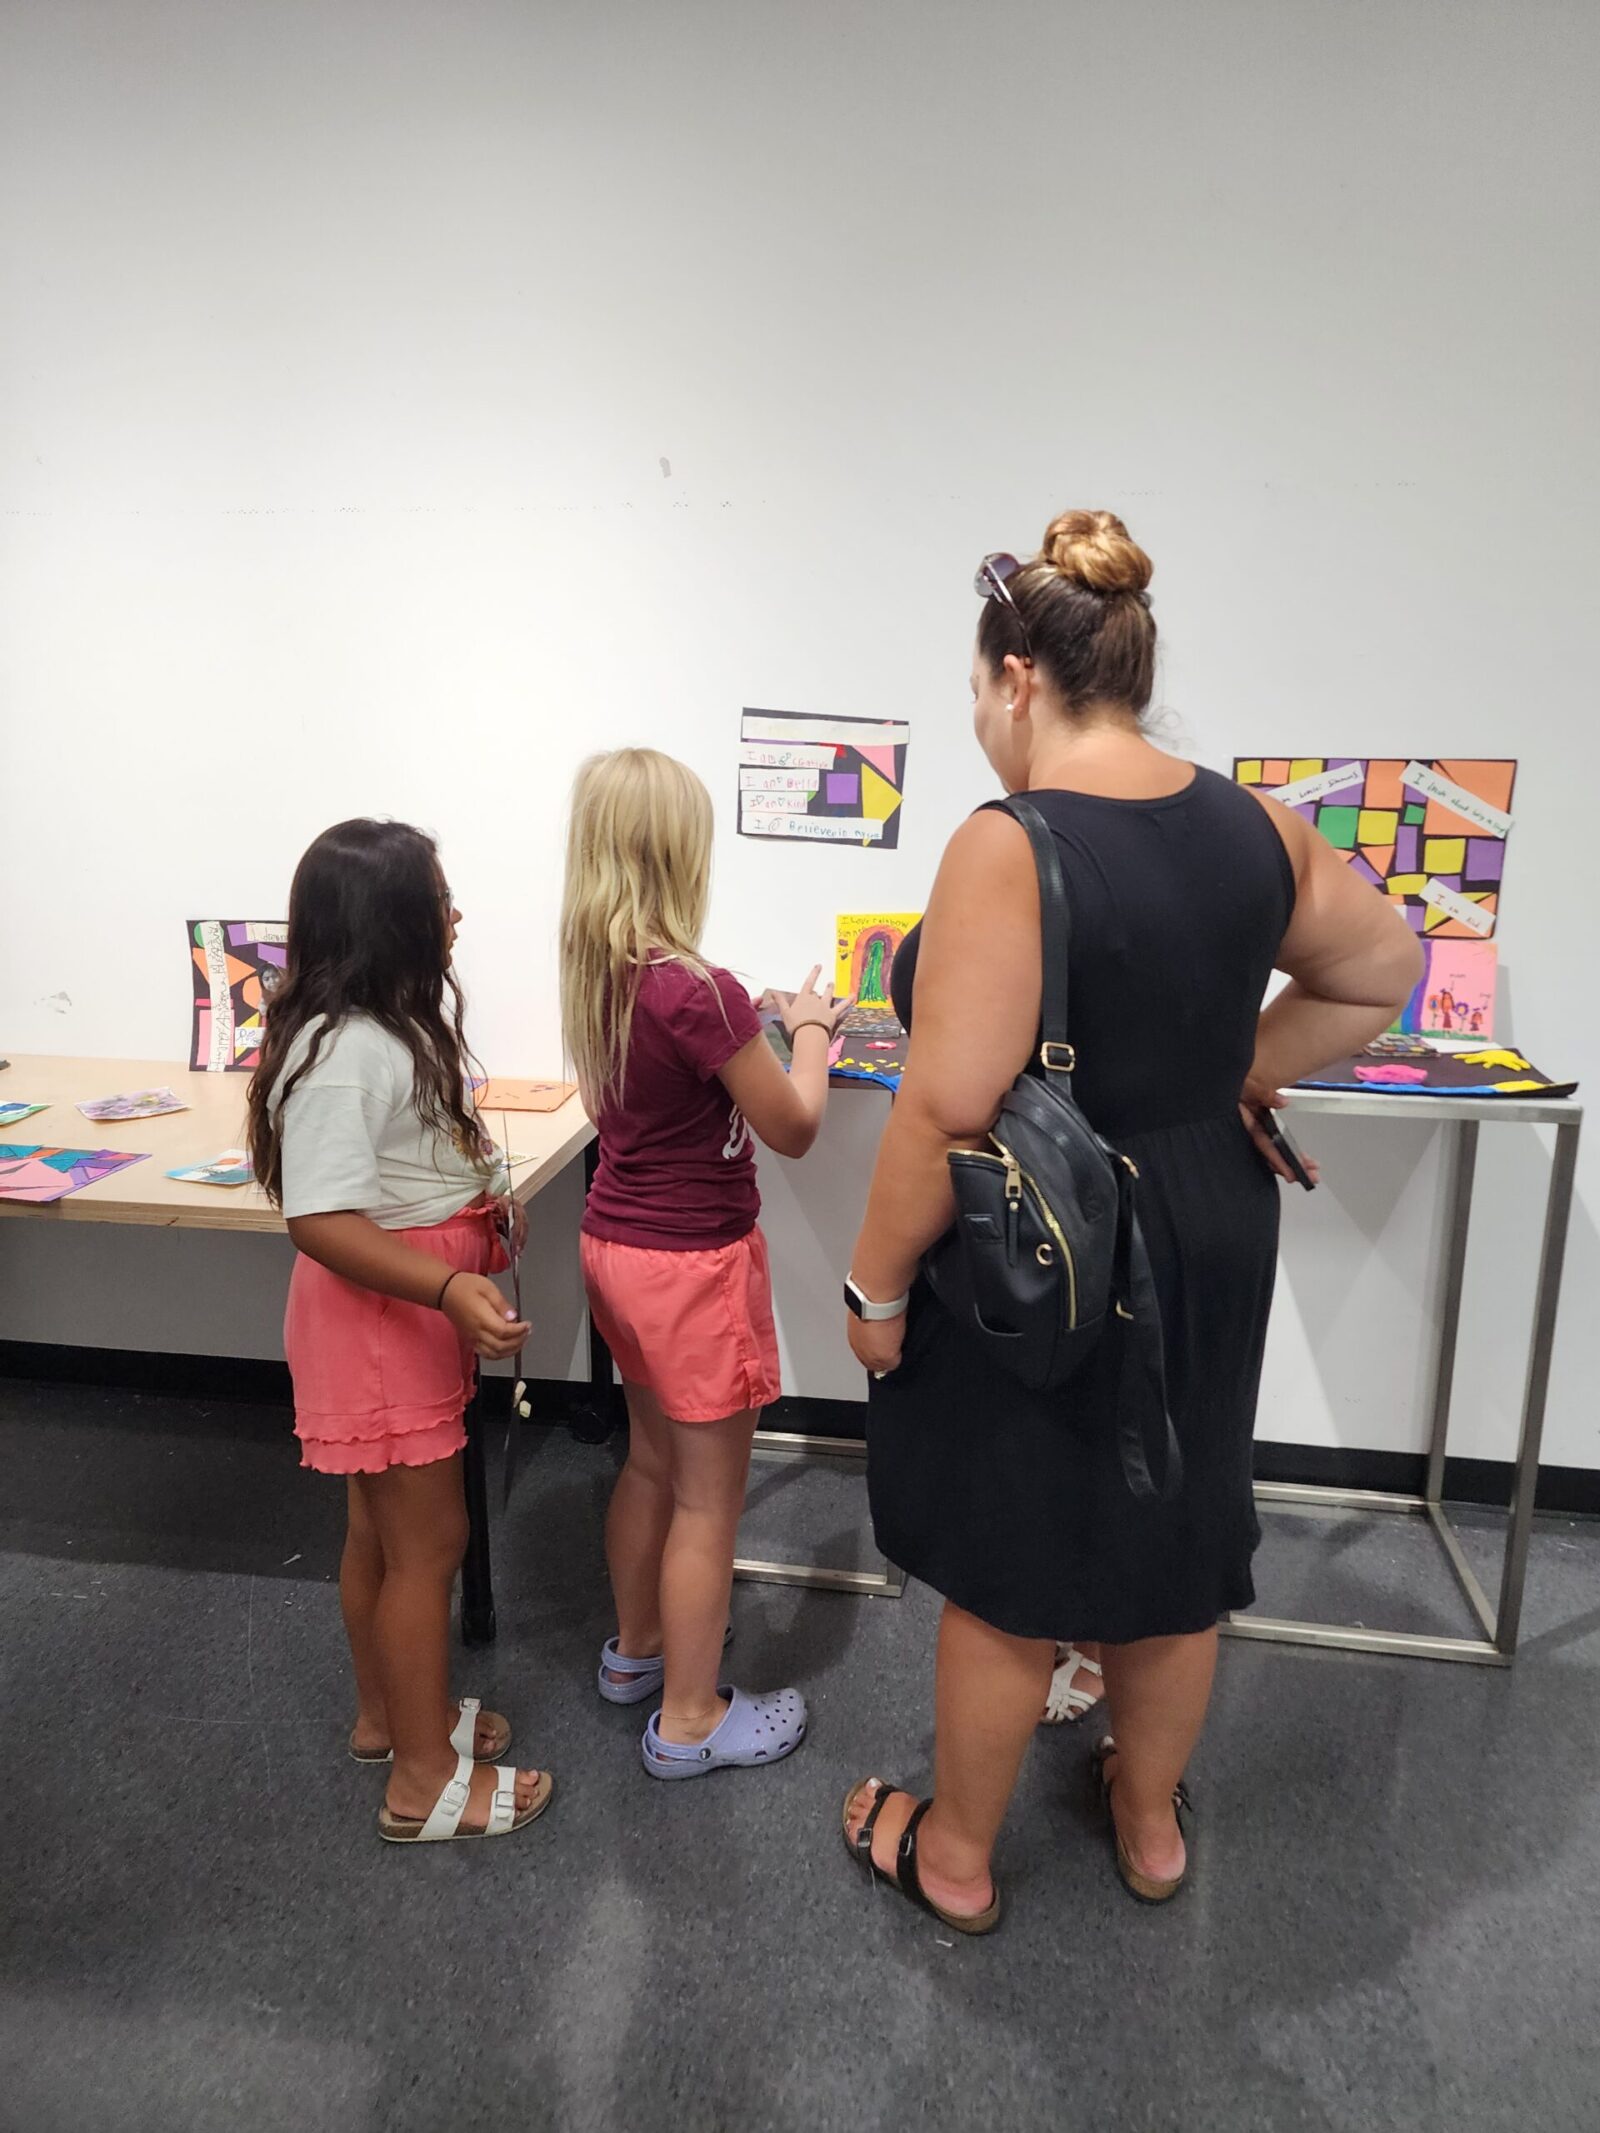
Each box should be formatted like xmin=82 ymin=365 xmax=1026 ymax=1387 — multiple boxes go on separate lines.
xmin=582 ymin=958 xmax=763 ymax=1251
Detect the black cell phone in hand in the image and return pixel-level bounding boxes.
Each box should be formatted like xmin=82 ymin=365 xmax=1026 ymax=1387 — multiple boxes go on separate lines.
xmin=1256 ymin=1108 xmax=1316 ymax=1191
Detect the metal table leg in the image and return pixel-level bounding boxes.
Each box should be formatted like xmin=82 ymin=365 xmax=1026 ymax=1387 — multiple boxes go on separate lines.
xmin=1225 ymin=1113 xmax=1581 ymax=1666
xmin=735 ymin=1429 xmax=905 ymax=1597
xmin=460 ymin=1371 xmax=496 ymax=1646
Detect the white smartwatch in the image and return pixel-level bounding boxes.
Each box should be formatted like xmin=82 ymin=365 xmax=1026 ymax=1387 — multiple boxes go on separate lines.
xmin=844 ymin=1274 xmax=910 ymax=1322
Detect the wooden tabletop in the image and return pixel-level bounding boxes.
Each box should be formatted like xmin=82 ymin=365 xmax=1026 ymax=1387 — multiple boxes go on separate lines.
xmin=0 ymin=1055 xmax=594 ymax=1233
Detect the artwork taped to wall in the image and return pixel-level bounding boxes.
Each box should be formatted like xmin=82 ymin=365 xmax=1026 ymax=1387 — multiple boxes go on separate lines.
xmin=0 ymin=1144 xmax=151 ymax=1203
xmin=835 ymin=912 xmax=920 ymax=1009
xmin=738 ymin=709 xmax=909 ymax=847
xmin=1232 ymin=759 xmax=1516 ymax=937
xmin=1396 ymin=939 xmax=1497 ymax=1040
xmin=189 ymin=919 xmax=288 ymax=1073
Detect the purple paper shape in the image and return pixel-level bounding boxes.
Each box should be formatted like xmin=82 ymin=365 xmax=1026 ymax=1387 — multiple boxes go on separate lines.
xmin=1467 ymin=838 xmax=1504 ymax=883
xmin=826 ymin=772 xmax=859 ymax=806
xmin=1349 ymin=855 xmax=1383 ymax=888
xmin=1395 ymin=825 xmax=1420 ymax=872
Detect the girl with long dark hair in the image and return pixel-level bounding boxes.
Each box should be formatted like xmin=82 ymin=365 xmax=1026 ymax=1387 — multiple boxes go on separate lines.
xmin=247 ymin=818 xmax=553 ymax=1844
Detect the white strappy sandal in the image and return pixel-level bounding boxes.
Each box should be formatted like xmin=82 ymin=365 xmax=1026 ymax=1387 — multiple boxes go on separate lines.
xmin=376 ymin=1750 xmax=553 ymax=1844
xmin=1042 ymin=1645 xmax=1104 ymax=1725
xmin=348 ymin=1694 xmax=511 ymax=1766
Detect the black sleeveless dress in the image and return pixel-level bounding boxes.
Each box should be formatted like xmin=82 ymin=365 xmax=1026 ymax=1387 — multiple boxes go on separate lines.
xmin=867 ymin=768 xmax=1295 ymax=1642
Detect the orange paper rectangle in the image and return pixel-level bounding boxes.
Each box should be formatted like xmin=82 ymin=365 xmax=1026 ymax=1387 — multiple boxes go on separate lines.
xmin=475 ymin=1078 xmax=579 ymax=1113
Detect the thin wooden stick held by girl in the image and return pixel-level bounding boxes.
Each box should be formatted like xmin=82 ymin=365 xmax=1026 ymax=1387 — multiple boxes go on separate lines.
xmin=247 ymin=818 xmax=553 ymax=1844
xmin=560 ymin=749 xmax=852 ymax=1779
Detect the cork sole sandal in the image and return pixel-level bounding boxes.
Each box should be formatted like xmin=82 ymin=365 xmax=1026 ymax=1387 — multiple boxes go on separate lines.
xmin=841 ymin=1780 xmax=1001 ymax=1936
xmin=377 ymin=1752 xmax=553 ymax=1844
xmin=350 ymin=1695 xmax=511 ymax=1767
xmin=1090 ymin=1737 xmax=1192 ymax=1905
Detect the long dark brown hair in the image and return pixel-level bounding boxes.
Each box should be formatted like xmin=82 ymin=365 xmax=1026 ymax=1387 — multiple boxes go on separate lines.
xmin=246 ymin=819 xmax=484 ymax=1207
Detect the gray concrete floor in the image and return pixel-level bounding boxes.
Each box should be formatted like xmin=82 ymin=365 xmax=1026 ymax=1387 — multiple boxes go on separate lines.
xmin=1 ymin=1377 xmax=1597 ymax=2133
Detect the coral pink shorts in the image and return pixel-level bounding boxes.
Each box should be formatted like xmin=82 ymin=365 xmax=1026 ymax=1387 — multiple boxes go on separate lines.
xmin=580 ymin=1225 xmax=782 ymax=1423
xmin=285 ymin=1199 xmax=507 ymax=1475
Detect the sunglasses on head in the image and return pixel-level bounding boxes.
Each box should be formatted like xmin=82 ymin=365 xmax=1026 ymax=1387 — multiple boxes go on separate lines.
xmin=974 ymin=552 xmax=1034 ymax=664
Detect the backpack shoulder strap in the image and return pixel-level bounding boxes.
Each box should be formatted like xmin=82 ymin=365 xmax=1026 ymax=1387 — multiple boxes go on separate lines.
xmin=975 ymin=796 xmax=1072 ymax=1063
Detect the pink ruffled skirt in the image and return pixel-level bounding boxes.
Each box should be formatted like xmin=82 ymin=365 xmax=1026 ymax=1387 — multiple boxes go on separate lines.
xmin=284 ymin=1199 xmax=507 ymax=1474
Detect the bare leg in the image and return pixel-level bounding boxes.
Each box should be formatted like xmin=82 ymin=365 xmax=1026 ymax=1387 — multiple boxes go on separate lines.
xmin=845 ymin=1599 xmax=1054 ymax=1917
xmin=341 ymin=1477 xmax=389 ymax=1751
xmin=1098 ymin=1627 xmax=1217 ymax=1881
xmin=359 ymin=1460 xmax=543 ymax=1829
xmin=604 ymin=1381 xmax=675 ymax=1676
xmin=654 ymin=1408 xmax=758 ymax=1745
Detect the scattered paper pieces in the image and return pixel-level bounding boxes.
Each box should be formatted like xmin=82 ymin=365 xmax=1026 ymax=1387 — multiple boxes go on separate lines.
xmin=0 ymin=1145 xmax=151 ymax=1203
xmin=78 ymin=1086 xmax=189 ymax=1123
xmin=189 ymin=919 xmax=288 ymax=1073
xmin=167 ymin=1148 xmax=255 ymax=1188
xmin=737 ymin=708 xmax=909 ymax=847
xmin=475 ymin=1078 xmax=579 ymax=1113
xmin=0 ymin=1101 xmax=48 ymax=1130
xmin=1234 ymin=758 xmax=1516 ymax=938
xmin=1299 ymin=1041 xmax=1574 ymax=1100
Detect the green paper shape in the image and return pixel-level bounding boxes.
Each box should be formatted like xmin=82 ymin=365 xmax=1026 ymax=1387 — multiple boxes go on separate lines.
xmin=1318 ymin=806 xmax=1360 ymax=850
xmin=1404 ymin=803 xmax=1426 ymax=825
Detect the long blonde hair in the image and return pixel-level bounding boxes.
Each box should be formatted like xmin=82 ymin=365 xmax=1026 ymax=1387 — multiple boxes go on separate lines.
xmin=559 ymin=748 xmax=718 ymax=1109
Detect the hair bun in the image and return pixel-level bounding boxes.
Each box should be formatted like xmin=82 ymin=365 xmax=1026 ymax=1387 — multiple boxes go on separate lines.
xmin=1041 ymin=509 xmax=1152 ymax=595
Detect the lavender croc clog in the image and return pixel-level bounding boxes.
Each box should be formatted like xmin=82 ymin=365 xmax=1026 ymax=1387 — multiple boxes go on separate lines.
xmin=597 ymin=1622 xmax=734 ymax=1707
xmin=640 ymin=1685 xmax=808 ymax=1780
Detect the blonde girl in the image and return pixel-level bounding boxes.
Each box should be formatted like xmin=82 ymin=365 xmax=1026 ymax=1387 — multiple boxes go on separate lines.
xmin=561 ymin=749 xmax=850 ymax=1778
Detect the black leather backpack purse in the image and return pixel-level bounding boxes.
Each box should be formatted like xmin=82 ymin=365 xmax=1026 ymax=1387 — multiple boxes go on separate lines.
xmin=922 ymin=796 xmax=1183 ymax=1503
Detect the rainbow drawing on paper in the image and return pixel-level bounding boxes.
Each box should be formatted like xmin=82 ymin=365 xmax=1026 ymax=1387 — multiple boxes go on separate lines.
xmin=738 ymin=709 xmax=909 ymax=847
xmin=189 ymin=919 xmax=289 ymax=1072
xmin=835 ymin=912 xmax=920 ymax=1008
xmin=0 ymin=1144 xmax=151 ymax=1204
xmin=1232 ymin=759 xmax=1516 ymax=937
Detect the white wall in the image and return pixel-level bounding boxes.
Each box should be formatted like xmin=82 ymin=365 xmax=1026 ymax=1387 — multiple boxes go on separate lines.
xmin=2 ymin=2 xmax=1595 ymax=1464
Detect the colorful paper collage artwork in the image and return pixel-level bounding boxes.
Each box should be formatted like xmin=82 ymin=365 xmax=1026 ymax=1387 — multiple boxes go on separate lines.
xmin=190 ymin=919 xmax=289 ymax=1072
xmin=1232 ymin=760 xmax=1516 ymax=937
xmin=738 ymin=710 xmax=910 ymax=847
xmin=1397 ymin=938 xmax=1497 ymax=1040
xmin=167 ymin=1148 xmax=255 ymax=1187
xmin=0 ymin=1102 xmax=48 ymax=1129
xmin=78 ymin=1085 xmax=189 ymax=1123
xmin=1299 ymin=1044 xmax=1575 ymax=1100
xmin=835 ymin=912 xmax=920 ymax=1007
xmin=0 ymin=1144 xmax=151 ymax=1203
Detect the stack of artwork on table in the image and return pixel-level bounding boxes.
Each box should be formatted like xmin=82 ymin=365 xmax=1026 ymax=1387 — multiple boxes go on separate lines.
xmin=0 ymin=1146 xmax=151 ymax=1204
xmin=1233 ymin=755 xmax=1575 ymax=1100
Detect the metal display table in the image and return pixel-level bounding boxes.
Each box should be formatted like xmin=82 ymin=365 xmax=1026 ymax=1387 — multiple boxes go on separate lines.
xmin=1225 ymin=1086 xmax=1583 ymax=1667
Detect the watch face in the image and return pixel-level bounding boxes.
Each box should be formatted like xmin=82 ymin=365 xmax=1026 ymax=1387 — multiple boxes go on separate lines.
xmin=844 ymin=1281 xmax=864 ymax=1318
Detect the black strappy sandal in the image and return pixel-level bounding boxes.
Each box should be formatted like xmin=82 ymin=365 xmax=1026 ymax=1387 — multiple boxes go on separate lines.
xmin=841 ymin=1779 xmax=1002 ymax=1936
xmin=1090 ymin=1737 xmax=1193 ymax=1905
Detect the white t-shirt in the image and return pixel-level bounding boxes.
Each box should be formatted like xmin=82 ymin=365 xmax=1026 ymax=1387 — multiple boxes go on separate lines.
xmin=275 ymin=1014 xmax=502 ymax=1230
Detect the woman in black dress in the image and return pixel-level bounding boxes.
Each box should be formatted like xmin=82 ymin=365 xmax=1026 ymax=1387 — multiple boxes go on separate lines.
xmin=840 ymin=509 xmax=1421 ymax=1927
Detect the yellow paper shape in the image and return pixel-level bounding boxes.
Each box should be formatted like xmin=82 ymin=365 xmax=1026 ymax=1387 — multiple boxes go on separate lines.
xmin=1424 ymin=838 xmax=1467 ymax=874
xmin=1289 ymin=758 xmax=1322 ymax=779
xmin=1456 ymin=1049 xmax=1531 ymax=1072
xmin=1236 ymin=759 xmax=1263 ymax=784
xmin=1387 ymin=873 xmax=1427 ymax=896
xmin=860 ymin=762 xmax=902 ymax=823
xmin=1423 ymin=904 xmax=1450 ymax=932
xmin=1490 ymin=1080 xmax=1548 ymax=1094
xmin=1357 ymin=808 xmax=1399 ymax=844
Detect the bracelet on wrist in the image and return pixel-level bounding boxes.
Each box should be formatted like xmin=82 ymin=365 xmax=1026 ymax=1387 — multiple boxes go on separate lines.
xmin=435 ymin=1268 xmax=464 ymax=1311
